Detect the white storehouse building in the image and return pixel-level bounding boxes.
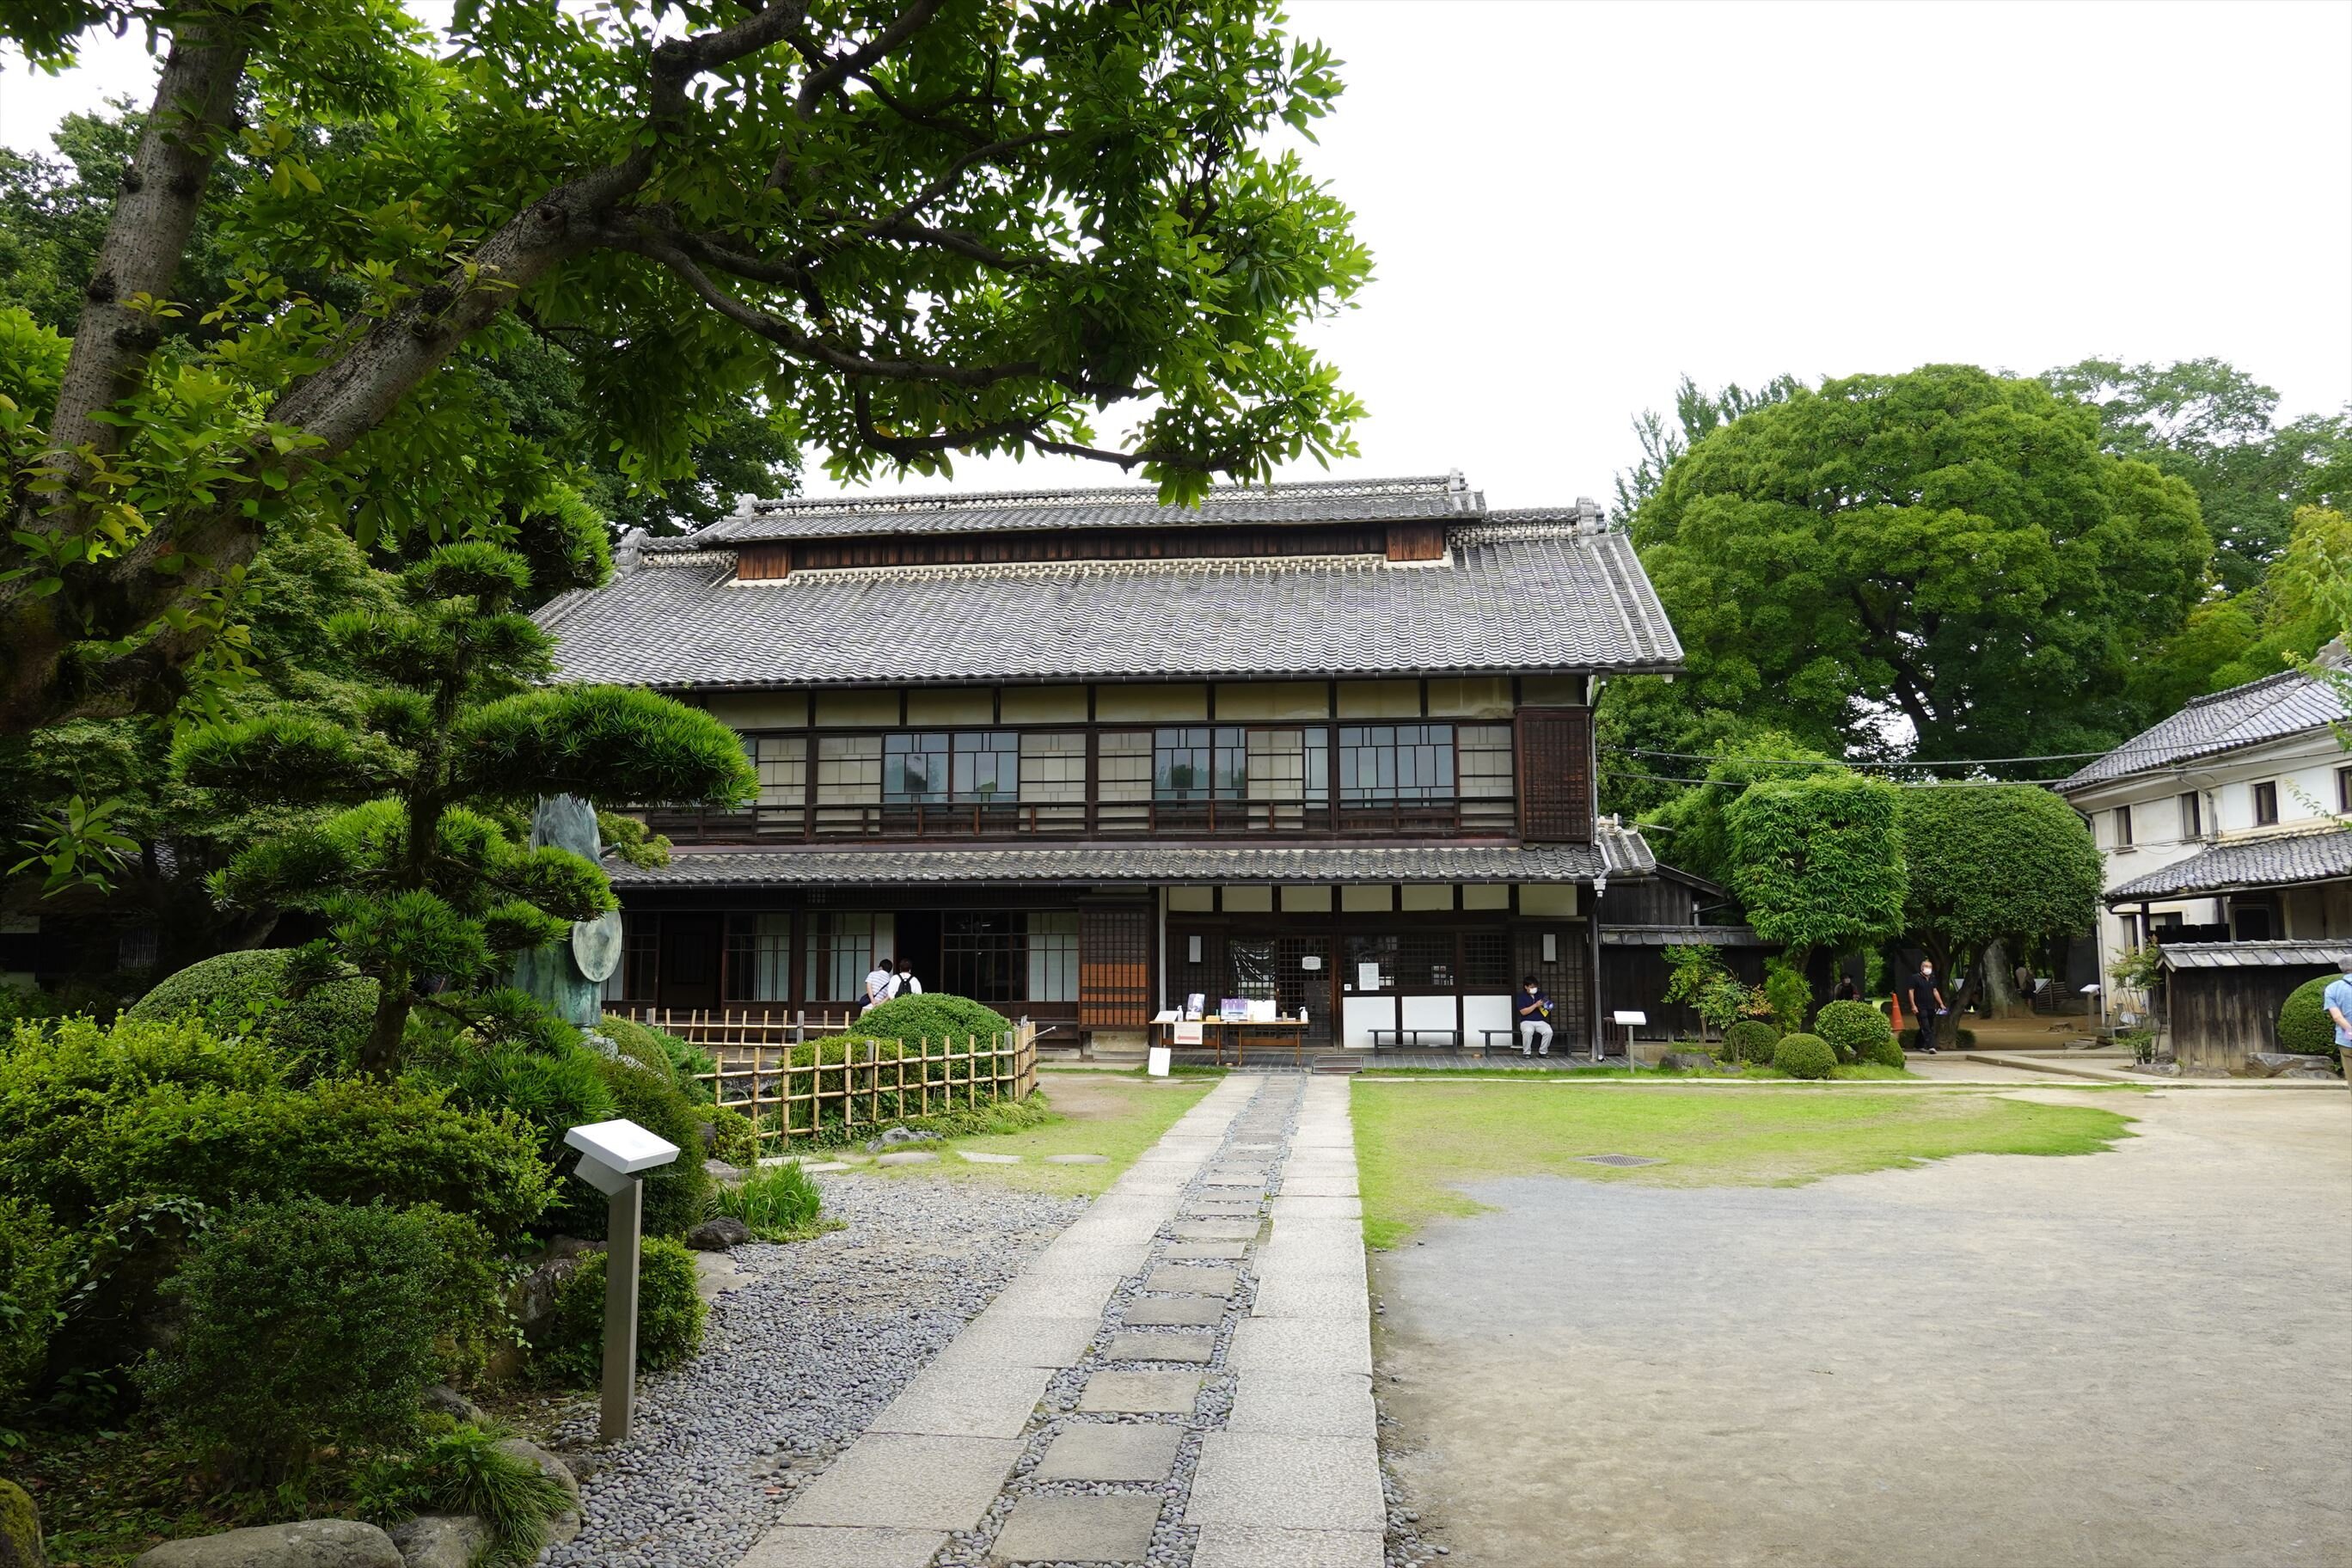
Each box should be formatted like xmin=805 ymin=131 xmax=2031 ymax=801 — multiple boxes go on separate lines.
xmin=2055 ymin=642 xmax=2351 ymax=1024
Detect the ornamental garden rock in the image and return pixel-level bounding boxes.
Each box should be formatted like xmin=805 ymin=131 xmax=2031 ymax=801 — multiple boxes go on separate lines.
xmin=130 ymin=1520 xmax=401 ymax=1568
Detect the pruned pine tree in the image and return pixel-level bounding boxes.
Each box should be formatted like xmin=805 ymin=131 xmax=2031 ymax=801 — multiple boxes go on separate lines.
xmin=173 ymin=539 xmax=752 ymax=1075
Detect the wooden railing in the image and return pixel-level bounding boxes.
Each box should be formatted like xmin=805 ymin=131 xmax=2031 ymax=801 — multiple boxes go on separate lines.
xmin=689 ymin=1019 xmax=1038 ymax=1148
xmin=642 ymin=793 xmax=1515 ymax=844
xmin=609 ymin=1006 xmax=862 ymax=1050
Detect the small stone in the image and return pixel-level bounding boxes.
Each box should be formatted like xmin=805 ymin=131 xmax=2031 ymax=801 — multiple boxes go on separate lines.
xmin=685 ymin=1215 xmax=755 ymax=1251
xmin=385 ymin=1515 xmax=490 ymax=1568
xmin=417 ymin=1382 xmax=486 ymax=1425
xmin=959 ymin=1151 xmax=1024 ymax=1164
xmin=705 ymin=1159 xmax=748 ymax=1182
xmin=131 ymin=1520 xmax=401 ymax=1568
xmin=876 ymin=1150 xmax=940 ymax=1167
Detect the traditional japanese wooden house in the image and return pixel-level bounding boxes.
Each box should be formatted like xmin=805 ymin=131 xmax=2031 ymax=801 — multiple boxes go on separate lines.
xmin=534 ymin=474 xmax=1684 ymax=1055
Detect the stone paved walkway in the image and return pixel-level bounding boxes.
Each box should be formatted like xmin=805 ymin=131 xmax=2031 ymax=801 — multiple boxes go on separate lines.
xmin=736 ymin=1075 xmax=1382 ymax=1568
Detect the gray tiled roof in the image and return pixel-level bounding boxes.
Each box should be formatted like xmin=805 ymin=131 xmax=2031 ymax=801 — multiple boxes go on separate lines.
xmin=2058 ymin=658 xmax=2348 ymax=791
xmin=649 ymin=475 xmax=1478 ymax=547
xmin=606 ymin=829 xmax=1656 ymax=891
xmin=2107 ymin=826 xmax=2352 ymax=902
xmin=542 ymin=518 xmax=1681 ymax=687
xmin=2159 ymin=937 xmax=2352 ymax=971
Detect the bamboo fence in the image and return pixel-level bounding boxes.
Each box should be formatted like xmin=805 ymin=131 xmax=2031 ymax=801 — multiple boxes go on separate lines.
xmin=668 ymin=1015 xmax=1039 ymax=1148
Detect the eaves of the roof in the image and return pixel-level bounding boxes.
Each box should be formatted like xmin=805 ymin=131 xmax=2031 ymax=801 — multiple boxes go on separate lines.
xmin=2057 ymin=665 xmax=2348 ymax=793
xmin=2159 ymin=937 xmax=2352 ymax=971
xmin=2106 ymin=825 xmax=2352 ymax=903
xmin=605 ymin=830 xmax=1657 ymax=891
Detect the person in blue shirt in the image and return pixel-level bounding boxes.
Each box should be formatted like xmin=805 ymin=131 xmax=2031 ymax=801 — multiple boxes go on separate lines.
xmin=2324 ymin=957 xmax=2352 ymax=1061
xmin=1516 ymin=975 xmax=1554 ymax=1057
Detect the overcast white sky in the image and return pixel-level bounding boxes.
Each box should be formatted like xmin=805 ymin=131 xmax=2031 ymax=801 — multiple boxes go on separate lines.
xmin=5 ymin=1 xmax=2348 ymax=509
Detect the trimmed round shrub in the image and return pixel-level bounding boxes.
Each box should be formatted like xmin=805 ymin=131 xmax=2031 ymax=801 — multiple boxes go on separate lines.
xmin=601 ymin=1014 xmax=715 ymax=1100
xmin=86 ymin=1076 xmax=552 ymax=1238
xmin=1814 ymin=1000 xmax=1895 ymax=1066
xmin=592 ymin=1055 xmax=711 ymax=1240
xmin=0 ymin=1195 xmax=69 ymax=1400
xmin=2276 ymin=977 xmax=2338 ymax=1055
xmin=707 ymin=1102 xmax=759 ymax=1167
xmin=142 ymin=1197 xmax=500 ymax=1482
xmin=1720 ymin=1020 xmax=1780 ymax=1065
xmin=432 ymin=1040 xmax=622 ymax=1240
xmin=1772 ymin=1032 xmax=1837 ymax=1080
xmin=534 ymin=1236 xmax=705 ymax=1385
xmin=853 ymin=992 xmax=1014 ymax=1049
xmin=127 ymin=949 xmax=378 ymax=1078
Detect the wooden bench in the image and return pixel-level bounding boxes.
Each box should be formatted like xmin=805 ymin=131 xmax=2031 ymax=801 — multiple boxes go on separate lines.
xmin=1369 ymin=1027 xmax=1464 ymax=1050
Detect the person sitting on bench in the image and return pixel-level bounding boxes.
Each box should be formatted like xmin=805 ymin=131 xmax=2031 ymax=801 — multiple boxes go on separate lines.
xmin=1516 ymin=975 xmax=1554 ymax=1057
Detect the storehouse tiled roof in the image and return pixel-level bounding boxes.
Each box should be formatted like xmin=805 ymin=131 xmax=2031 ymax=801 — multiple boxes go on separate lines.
xmin=2058 ymin=652 xmax=2349 ymax=792
xmin=604 ymin=830 xmax=1656 ymax=891
xmin=2159 ymin=937 xmax=2352 ymax=971
xmin=1599 ymin=924 xmax=1773 ymax=947
xmin=540 ymin=515 xmax=1681 ymax=688
xmin=642 ymin=475 xmax=1479 ymax=547
xmin=2107 ymin=826 xmax=2352 ymax=903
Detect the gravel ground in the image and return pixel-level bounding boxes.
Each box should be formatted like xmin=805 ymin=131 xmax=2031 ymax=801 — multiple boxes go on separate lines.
xmin=541 ymin=1174 xmax=1086 ymax=1568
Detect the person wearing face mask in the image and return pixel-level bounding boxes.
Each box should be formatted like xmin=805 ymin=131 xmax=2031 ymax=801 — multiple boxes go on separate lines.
xmin=1903 ymin=959 xmax=1948 ymax=1054
xmin=1516 ymin=974 xmax=1554 ymax=1057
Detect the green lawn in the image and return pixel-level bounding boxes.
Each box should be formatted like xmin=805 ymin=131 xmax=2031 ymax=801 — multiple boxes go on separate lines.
xmin=1361 ymin=1063 xmax=1920 ymax=1081
xmin=866 ymin=1074 xmax=1215 ymax=1196
xmin=1352 ymin=1082 xmax=2136 ymax=1250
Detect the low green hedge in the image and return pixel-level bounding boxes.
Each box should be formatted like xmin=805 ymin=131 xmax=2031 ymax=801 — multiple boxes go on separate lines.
xmin=0 ymin=1014 xmax=285 ymax=1223
xmin=534 ymin=1237 xmax=705 ymax=1385
xmin=83 ymin=1076 xmax=552 ymax=1240
xmin=2276 ymin=977 xmax=2338 ymax=1055
xmin=1772 ymin=1032 xmax=1838 ymax=1080
xmin=851 ymin=991 xmax=1014 ymax=1049
xmin=142 ymin=1197 xmax=500 ymax=1484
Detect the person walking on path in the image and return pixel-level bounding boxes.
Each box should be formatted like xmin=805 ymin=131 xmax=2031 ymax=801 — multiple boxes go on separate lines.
xmin=2324 ymin=957 xmax=2352 ymax=1075
xmin=1905 ymin=959 xmax=1949 ymax=1054
xmin=1516 ymin=975 xmax=1555 ymax=1057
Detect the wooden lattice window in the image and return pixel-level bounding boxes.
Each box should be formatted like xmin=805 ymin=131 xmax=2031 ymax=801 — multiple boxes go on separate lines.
xmin=1516 ymin=707 xmax=1594 ymax=843
xmin=1079 ymin=904 xmax=1152 ymax=1027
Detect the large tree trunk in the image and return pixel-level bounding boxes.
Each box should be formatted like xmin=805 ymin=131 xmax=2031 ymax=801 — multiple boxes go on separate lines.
xmin=1980 ymin=938 xmax=2027 ymax=1017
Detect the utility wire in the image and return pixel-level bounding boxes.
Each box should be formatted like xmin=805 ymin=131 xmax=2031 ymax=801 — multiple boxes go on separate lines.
xmin=1601 ymin=768 xmax=2025 ymax=791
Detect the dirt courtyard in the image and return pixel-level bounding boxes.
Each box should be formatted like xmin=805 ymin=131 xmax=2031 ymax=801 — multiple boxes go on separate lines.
xmin=1371 ymin=1088 xmax=2352 ymax=1568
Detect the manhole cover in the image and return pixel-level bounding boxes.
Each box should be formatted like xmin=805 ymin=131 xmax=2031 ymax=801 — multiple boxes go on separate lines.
xmin=1579 ymin=1154 xmax=1663 ymax=1167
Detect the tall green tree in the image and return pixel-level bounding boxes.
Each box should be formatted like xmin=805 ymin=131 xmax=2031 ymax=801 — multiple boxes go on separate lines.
xmin=1610 ymin=372 xmax=1803 ymax=523
xmin=0 ymin=0 xmax=1371 ymax=736
xmin=1719 ymin=771 xmax=1906 ymax=959
xmin=175 ymin=538 xmax=753 ymax=1074
xmin=1625 ymin=364 xmax=2209 ymax=768
xmin=1896 ymin=784 xmax=2102 ymax=1005
xmin=2043 ymin=357 xmax=2351 ymax=591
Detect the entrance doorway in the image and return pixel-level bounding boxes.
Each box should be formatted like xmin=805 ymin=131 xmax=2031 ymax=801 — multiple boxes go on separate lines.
xmin=1225 ymin=934 xmax=1335 ymax=1047
xmin=659 ymin=913 xmax=722 ymax=1008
